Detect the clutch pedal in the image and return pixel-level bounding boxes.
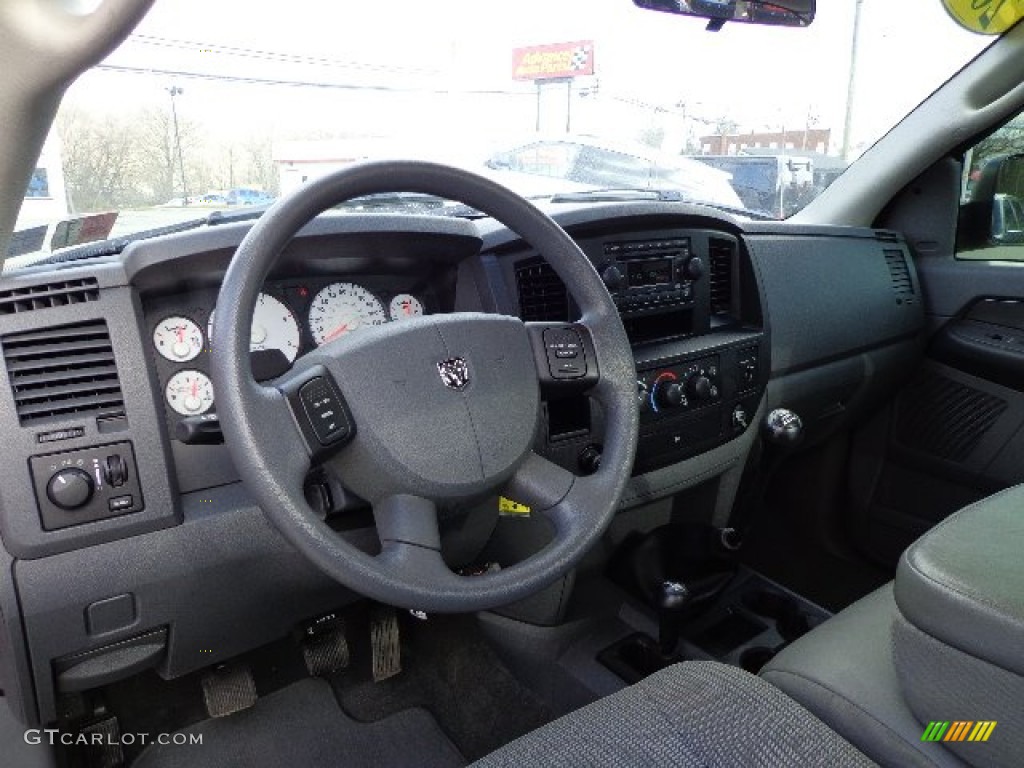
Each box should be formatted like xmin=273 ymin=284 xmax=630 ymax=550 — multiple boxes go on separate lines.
xmin=201 ymin=663 xmax=257 ymax=718
xmin=301 ymin=613 xmax=350 ymax=676
xmin=370 ymin=606 xmax=402 ymax=682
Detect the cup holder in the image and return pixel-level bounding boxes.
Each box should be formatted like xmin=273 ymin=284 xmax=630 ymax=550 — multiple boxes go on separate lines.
xmin=742 ymin=588 xmax=819 ymax=642
xmin=739 ymin=646 xmax=776 ymax=673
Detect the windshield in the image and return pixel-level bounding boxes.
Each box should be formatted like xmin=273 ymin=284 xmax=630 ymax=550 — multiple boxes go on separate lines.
xmin=11 ymin=0 xmax=993 ymax=262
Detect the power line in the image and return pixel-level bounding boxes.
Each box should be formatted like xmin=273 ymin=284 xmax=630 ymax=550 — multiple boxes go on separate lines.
xmin=94 ymin=63 xmax=534 ymax=97
xmin=127 ymin=33 xmax=443 ymax=77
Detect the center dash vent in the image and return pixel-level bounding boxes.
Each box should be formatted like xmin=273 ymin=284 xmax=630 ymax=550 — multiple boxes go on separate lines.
xmin=516 ymin=259 xmax=568 ymax=322
xmin=0 ymin=278 xmax=99 ymax=315
xmin=2 ymin=319 xmax=124 ymax=425
xmin=883 ymin=249 xmax=914 ymax=297
xmin=708 ymin=238 xmax=735 ymax=317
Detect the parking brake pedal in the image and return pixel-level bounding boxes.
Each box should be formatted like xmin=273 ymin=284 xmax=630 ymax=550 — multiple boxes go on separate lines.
xmin=201 ymin=663 xmax=257 ymax=718
xmin=301 ymin=614 xmax=350 ymax=676
xmin=370 ymin=606 xmax=402 ymax=681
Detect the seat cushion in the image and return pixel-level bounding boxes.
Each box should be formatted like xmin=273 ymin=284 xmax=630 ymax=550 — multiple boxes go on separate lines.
xmin=761 ymin=585 xmax=967 ymax=768
xmin=472 ymin=661 xmax=875 ymax=767
xmin=895 ymin=483 xmax=1024 ymax=677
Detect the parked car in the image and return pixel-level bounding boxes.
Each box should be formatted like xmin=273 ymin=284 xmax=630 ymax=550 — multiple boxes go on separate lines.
xmin=225 ymin=188 xmax=275 ymax=206
xmin=486 ymin=136 xmax=745 ymax=209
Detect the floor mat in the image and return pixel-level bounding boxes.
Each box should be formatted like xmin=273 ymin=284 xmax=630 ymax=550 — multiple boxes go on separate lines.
xmin=333 ymin=613 xmax=552 ymax=762
xmin=133 ymin=678 xmax=464 ymax=768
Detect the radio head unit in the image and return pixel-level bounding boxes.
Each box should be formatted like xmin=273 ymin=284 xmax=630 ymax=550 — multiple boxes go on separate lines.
xmin=601 ymin=237 xmax=701 ymax=317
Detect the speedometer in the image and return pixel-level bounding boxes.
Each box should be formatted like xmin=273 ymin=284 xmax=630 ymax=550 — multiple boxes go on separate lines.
xmin=208 ymin=292 xmax=301 ymax=364
xmin=308 ymin=283 xmax=387 ymax=346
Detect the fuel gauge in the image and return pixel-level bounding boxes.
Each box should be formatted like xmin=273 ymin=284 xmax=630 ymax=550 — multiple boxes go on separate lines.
xmin=389 ymin=293 xmax=423 ymax=321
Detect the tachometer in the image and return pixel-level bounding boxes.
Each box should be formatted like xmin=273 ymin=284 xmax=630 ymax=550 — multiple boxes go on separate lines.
xmin=309 ymin=283 xmax=387 ymax=346
xmin=389 ymin=293 xmax=424 ymax=321
xmin=165 ymin=370 xmax=215 ymax=416
xmin=153 ymin=316 xmax=203 ymax=362
xmin=208 ymin=292 xmax=301 ymax=364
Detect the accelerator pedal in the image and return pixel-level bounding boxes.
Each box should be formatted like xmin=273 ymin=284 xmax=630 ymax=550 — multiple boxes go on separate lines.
xmin=201 ymin=663 xmax=257 ymax=718
xmin=301 ymin=613 xmax=350 ymax=676
xmin=370 ymin=606 xmax=402 ymax=682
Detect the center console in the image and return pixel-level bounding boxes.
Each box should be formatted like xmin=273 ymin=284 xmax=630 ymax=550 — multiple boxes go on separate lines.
xmin=519 ymin=226 xmax=769 ymax=477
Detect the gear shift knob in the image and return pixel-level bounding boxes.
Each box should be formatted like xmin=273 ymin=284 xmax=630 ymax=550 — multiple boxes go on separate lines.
xmin=762 ymin=408 xmax=803 ymax=448
xmin=658 ymin=581 xmax=691 ymax=611
xmin=658 ymin=581 xmax=691 ymax=657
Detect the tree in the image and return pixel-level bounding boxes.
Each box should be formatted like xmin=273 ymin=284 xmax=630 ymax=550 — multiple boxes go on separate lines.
xmin=58 ymin=108 xmax=148 ymax=212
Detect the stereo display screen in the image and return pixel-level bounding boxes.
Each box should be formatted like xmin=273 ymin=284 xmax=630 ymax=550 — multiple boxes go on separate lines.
xmin=627 ymin=258 xmax=673 ymax=287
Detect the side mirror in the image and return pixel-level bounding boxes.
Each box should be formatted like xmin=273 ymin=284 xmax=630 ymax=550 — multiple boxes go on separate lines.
xmin=633 ymin=0 xmax=815 ymax=29
xmin=959 ymin=154 xmax=1024 ymax=250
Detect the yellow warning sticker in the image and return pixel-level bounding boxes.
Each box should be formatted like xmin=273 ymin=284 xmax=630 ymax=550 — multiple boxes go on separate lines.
xmin=498 ymin=496 xmax=532 ymax=516
xmin=942 ymin=0 xmax=1024 ymax=35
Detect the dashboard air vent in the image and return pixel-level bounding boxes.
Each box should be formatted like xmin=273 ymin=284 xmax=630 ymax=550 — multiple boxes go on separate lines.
xmin=884 ymin=249 xmax=914 ymax=297
xmin=708 ymin=238 xmax=735 ymax=317
xmin=516 ymin=259 xmax=568 ymax=322
xmin=2 ymin=319 xmax=124 ymax=425
xmin=0 ymin=278 xmax=99 ymax=315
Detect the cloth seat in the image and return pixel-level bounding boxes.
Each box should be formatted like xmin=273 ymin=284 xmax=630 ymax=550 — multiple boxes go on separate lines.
xmin=761 ymin=585 xmax=966 ymax=768
xmin=472 ymin=660 xmax=875 ymax=767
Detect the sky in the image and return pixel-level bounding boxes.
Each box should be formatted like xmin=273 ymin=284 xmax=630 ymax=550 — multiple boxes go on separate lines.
xmin=58 ymin=0 xmax=992 ymax=159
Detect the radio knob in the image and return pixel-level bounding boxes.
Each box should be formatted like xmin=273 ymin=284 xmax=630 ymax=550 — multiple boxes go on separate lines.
xmin=656 ymin=381 xmax=685 ymax=409
xmin=601 ymin=265 xmax=625 ymax=291
xmin=686 ymin=256 xmax=705 ymax=280
xmin=687 ymin=374 xmax=713 ymax=401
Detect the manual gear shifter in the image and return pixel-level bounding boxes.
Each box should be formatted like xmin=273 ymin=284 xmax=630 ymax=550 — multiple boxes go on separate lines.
xmin=657 ymin=580 xmax=692 ymax=657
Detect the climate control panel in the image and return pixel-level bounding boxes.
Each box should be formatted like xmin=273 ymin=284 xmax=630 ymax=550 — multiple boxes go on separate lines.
xmin=30 ymin=441 xmax=143 ymax=531
xmin=631 ymin=343 xmax=766 ymax=474
xmin=640 ymin=357 xmax=722 ymax=418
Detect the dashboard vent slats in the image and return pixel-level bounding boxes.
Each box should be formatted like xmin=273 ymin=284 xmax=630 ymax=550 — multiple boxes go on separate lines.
xmin=884 ymin=249 xmax=914 ymax=296
xmin=708 ymin=238 xmax=735 ymax=317
xmin=2 ymin=319 xmax=124 ymax=425
xmin=0 ymin=278 xmax=99 ymax=315
xmin=516 ymin=259 xmax=569 ymax=322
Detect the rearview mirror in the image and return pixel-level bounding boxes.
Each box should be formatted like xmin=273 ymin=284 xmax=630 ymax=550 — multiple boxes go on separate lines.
xmin=633 ymin=0 xmax=815 ymax=28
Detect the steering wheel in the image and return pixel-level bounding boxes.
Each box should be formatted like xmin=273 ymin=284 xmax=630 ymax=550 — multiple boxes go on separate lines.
xmin=212 ymin=161 xmax=638 ymax=612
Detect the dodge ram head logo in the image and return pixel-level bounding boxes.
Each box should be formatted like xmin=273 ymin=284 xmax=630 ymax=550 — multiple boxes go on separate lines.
xmin=437 ymin=357 xmax=470 ymax=390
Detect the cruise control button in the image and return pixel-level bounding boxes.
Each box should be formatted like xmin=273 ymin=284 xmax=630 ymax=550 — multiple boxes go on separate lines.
xmin=299 ymin=377 xmax=351 ymax=445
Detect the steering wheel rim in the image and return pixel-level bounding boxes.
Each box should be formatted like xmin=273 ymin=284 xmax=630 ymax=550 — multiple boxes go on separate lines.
xmin=212 ymin=160 xmax=638 ymax=612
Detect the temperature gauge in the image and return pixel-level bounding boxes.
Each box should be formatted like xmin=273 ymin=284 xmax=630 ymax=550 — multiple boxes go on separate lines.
xmin=389 ymin=293 xmax=423 ymax=321
xmin=165 ymin=370 xmax=215 ymax=416
xmin=153 ymin=316 xmax=203 ymax=362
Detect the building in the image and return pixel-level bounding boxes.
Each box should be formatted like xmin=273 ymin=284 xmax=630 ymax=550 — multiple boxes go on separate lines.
xmin=698 ymin=128 xmax=831 ymax=156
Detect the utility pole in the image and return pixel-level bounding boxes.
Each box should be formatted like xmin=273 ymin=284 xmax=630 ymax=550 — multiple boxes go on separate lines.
xmin=167 ymin=86 xmax=188 ymax=204
xmin=841 ymin=0 xmax=865 ymax=163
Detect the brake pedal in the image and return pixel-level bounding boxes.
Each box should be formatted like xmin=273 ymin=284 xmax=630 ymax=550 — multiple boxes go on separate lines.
xmin=370 ymin=606 xmax=402 ymax=682
xmin=201 ymin=663 xmax=257 ymax=718
xmin=302 ymin=614 xmax=350 ymax=676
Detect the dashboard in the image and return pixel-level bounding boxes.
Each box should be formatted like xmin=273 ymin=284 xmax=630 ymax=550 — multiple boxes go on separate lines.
xmin=0 ymin=203 xmax=925 ymax=727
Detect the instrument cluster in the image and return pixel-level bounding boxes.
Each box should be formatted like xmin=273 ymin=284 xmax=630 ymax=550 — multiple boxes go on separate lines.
xmin=151 ymin=280 xmax=427 ymax=418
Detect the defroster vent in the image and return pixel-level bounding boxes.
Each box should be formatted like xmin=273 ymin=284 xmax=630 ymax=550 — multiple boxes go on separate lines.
xmin=2 ymin=319 xmax=124 ymax=425
xmin=0 ymin=278 xmax=99 ymax=315
xmin=516 ymin=259 xmax=569 ymax=322
xmin=708 ymin=238 xmax=735 ymax=317
xmin=884 ymin=249 xmax=914 ymax=297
